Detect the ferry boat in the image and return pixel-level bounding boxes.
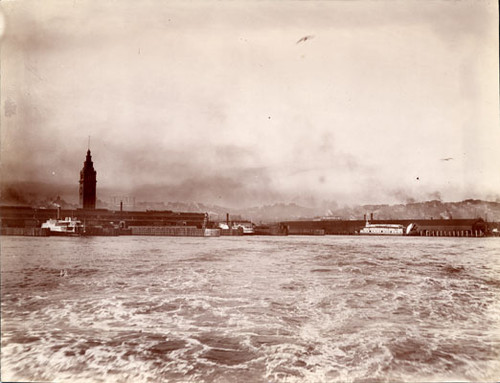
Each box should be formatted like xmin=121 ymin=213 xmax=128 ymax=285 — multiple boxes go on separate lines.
xmin=218 ymin=221 xmax=255 ymax=234
xmin=359 ymin=222 xmax=405 ymax=236
xmin=41 ymin=217 xmax=84 ymax=236
xmin=233 ymin=221 xmax=255 ymax=235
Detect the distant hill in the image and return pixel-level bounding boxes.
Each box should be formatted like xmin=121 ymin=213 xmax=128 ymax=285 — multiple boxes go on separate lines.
xmin=324 ymin=200 xmax=500 ymax=222
xmin=125 ymin=199 xmax=500 ymax=223
xmin=234 ymin=200 xmax=500 ymax=223
xmin=1 ymin=181 xmax=499 ymax=223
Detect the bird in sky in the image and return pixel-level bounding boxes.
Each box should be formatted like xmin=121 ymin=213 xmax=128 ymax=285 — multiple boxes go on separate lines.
xmin=440 ymin=157 xmax=454 ymax=161
xmin=296 ymin=35 xmax=314 ymax=44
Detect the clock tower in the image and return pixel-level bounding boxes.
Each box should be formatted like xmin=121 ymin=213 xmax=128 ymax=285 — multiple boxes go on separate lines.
xmin=79 ymin=149 xmax=97 ymax=209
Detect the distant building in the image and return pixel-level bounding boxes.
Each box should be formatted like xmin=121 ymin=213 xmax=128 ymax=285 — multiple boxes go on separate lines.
xmin=109 ymin=196 xmax=136 ymax=211
xmin=79 ymin=149 xmax=97 ymax=209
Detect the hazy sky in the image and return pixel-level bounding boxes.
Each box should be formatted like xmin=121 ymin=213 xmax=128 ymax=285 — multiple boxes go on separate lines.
xmin=1 ymin=0 xmax=499 ymax=207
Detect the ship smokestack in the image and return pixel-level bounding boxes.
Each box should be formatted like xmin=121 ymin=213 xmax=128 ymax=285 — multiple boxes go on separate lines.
xmin=370 ymin=213 xmax=374 ymax=221
xmin=226 ymin=213 xmax=230 ymax=227
xmin=120 ymin=201 xmax=123 ymax=212
xmin=57 ymin=206 xmax=61 ymax=220
xmin=364 ymin=214 xmax=366 ymax=221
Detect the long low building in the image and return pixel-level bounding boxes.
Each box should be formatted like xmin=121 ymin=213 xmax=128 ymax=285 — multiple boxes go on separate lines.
xmin=0 ymin=205 xmax=208 ymax=229
xmin=281 ymin=218 xmax=492 ymax=237
xmin=1 ymin=206 xmax=496 ymax=237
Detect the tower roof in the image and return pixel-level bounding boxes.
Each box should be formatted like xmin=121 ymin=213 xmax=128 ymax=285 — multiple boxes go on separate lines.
xmin=85 ymin=149 xmax=93 ymax=162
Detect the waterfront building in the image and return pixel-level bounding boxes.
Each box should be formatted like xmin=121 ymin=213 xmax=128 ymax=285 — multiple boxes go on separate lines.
xmin=281 ymin=218 xmax=489 ymax=237
xmin=79 ymin=149 xmax=97 ymax=209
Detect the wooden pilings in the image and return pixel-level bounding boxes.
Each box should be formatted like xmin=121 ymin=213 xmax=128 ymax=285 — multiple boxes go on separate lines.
xmin=0 ymin=227 xmax=50 ymax=236
xmin=419 ymin=229 xmax=482 ymax=237
xmin=129 ymin=226 xmax=206 ymax=236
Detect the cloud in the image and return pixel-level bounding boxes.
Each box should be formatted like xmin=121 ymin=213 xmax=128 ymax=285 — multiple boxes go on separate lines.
xmin=1 ymin=0 xmax=498 ymax=207
xmin=128 ymin=170 xmax=282 ymax=208
xmin=428 ymin=191 xmax=442 ymax=202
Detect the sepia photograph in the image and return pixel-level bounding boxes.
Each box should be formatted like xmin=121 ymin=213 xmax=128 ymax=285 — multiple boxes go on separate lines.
xmin=1 ymin=0 xmax=499 ymax=382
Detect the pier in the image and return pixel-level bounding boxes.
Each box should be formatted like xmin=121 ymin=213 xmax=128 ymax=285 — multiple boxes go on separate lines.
xmin=0 ymin=206 xmax=497 ymax=238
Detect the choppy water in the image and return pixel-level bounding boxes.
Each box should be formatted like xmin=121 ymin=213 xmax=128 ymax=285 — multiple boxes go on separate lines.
xmin=1 ymin=235 xmax=500 ymax=382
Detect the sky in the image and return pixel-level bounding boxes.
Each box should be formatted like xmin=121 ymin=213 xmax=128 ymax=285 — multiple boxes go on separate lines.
xmin=1 ymin=0 xmax=499 ymax=208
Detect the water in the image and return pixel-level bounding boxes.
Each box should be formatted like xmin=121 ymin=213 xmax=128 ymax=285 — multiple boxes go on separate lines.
xmin=1 ymin=235 xmax=500 ymax=382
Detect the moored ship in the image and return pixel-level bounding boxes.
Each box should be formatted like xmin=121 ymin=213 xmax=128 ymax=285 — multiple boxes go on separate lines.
xmin=41 ymin=217 xmax=84 ymax=236
xmin=359 ymin=222 xmax=405 ymax=236
xmin=232 ymin=221 xmax=255 ymax=235
xmin=218 ymin=221 xmax=255 ymax=235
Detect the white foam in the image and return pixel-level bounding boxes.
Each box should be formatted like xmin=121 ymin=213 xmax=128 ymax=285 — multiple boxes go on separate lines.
xmin=2 ymin=236 xmax=500 ymax=382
